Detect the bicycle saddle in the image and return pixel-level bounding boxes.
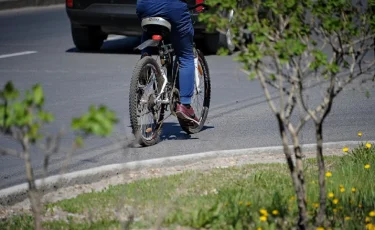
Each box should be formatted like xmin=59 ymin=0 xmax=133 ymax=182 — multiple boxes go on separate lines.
xmin=141 ymin=17 xmax=171 ymax=38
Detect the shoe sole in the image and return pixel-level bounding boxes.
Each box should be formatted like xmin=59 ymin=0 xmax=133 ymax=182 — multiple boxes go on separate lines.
xmin=176 ymin=111 xmax=200 ymax=126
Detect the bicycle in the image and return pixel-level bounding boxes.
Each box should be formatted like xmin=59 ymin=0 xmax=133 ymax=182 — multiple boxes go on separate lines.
xmin=129 ymin=3 xmax=211 ymax=147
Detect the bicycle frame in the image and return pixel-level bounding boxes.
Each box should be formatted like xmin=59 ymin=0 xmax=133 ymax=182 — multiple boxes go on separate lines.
xmin=133 ymin=3 xmax=210 ymax=106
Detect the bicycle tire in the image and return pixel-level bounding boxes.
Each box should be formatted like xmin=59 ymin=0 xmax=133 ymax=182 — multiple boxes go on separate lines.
xmin=129 ymin=56 xmax=165 ymax=146
xmin=176 ymin=49 xmax=211 ymax=134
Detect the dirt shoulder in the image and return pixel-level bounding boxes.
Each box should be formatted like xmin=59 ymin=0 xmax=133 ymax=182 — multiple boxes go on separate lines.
xmin=0 ymin=146 xmax=346 ymax=220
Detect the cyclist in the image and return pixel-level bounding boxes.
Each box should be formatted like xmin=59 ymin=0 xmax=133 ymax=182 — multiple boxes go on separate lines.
xmin=136 ymin=0 xmax=200 ymax=126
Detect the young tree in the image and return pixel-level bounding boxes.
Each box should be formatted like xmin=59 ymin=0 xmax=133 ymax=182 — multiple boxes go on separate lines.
xmin=200 ymin=0 xmax=375 ymax=228
xmin=0 ymin=81 xmax=118 ymax=230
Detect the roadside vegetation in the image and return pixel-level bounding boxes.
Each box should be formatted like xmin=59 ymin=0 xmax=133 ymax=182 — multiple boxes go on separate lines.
xmin=199 ymin=0 xmax=375 ymax=228
xmin=0 ymin=81 xmax=118 ymax=230
xmin=2 ymin=0 xmax=375 ymax=229
xmin=1 ymin=139 xmax=374 ymax=230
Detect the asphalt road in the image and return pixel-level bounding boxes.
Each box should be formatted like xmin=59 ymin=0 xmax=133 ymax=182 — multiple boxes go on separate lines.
xmin=0 ymin=5 xmax=375 ymax=189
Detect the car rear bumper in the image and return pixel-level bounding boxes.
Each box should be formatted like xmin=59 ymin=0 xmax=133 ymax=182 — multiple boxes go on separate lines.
xmin=66 ymin=4 xmax=215 ymax=38
xmin=66 ymin=4 xmax=143 ymax=36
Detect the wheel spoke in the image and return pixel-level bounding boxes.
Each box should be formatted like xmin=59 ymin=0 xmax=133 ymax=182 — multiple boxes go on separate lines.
xmin=135 ymin=63 xmax=162 ymax=141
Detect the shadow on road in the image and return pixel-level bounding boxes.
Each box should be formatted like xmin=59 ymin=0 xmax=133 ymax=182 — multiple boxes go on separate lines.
xmin=160 ymin=122 xmax=214 ymax=141
xmin=65 ymin=36 xmax=142 ymax=55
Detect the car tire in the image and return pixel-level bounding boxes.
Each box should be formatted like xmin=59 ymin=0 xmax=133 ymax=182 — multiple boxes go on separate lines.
xmin=71 ymin=24 xmax=107 ymax=52
xmin=203 ymin=30 xmax=235 ymax=55
xmin=202 ymin=9 xmax=236 ymax=55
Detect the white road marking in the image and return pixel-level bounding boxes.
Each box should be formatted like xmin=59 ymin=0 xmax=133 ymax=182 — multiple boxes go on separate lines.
xmin=106 ymin=35 xmax=126 ymax=41
xmin=0 ymin=51 xmax=37 ymax=59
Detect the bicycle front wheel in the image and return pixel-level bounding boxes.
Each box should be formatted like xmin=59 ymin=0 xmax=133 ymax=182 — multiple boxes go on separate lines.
xmin=129 ymin=56 xmax=165 ymax=146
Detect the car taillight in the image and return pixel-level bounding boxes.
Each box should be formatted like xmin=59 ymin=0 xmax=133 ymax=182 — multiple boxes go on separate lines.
xmin=196 ymin=0 xmax=204 ymax=12
xmin=66 ymin=0 xmax=73 ymax=8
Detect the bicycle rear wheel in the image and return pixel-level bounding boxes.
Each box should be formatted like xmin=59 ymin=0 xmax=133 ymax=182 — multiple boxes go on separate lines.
xmin=176 ymin=48 xmax=211 ymax=134
xmin=129 ymin=56 xmax=165 ymax=146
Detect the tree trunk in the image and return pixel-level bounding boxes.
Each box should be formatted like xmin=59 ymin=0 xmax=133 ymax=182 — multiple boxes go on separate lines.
xmin=276 ymin=114 xmax=308 ymax=230
xmin=22 ymin=138 xmax=43 ymax=230
xmin=315 ymin=122 xmax=326 ymax=227
xmin=292 ymin=134 xmax=308 ymax=229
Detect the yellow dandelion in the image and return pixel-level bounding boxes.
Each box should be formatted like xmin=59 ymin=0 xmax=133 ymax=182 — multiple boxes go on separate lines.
xmin=358 ymin=131 xmax=363 ymax=137
xmin=333 ymin=199 xmax=339 ymax=205
xmin=369 ymin=211 xmax=375 ymax=217
xmin=366 ymin=217 xmax=371 ymax=223
xmin=316 ymin=227 xmax=325 ymax=230
xmin=365 ymin=164 xmax=371 ymax=169
xmin=325 ymin=171 xmax=332 ymax=177
xmin=257 ymin=228 xmax=262 ymax=230
xmin=366 ymin=223 xmax=375 ymax=230
xmin=366 ymin=143 xmax=372 ymax=149
xmin=259 ymin=216 xmax=267 ymax=222
xmin=272 ymin=210 xmax=279 ymax=215
xmin=313 ymin=203 xmax=319 ymax=208
xmin=342 ymin=147 xmax=349 ymax=152
xmin=246 ymin=202 xmax=251 ymax=206
xmin=333 ymin=208 xmax=337 ymax=213
xmin=328 ymin=192 xmax=334 ymax=198
xmin=352 ymin=188 xmax=356 ymax=193
xmin=340 ymin=187 xmax=345 ymax=193
xmin=345 ymin=216 xmax=351 ymax=221
xmin=259 ymin=209 xmax=268 ymax=216
xmin=239 ymin=201 xmax=243 ymax=205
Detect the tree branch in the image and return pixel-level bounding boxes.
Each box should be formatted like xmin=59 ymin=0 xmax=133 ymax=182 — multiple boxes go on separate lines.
xmin=334 ymin=60 xmax=375 ymax=96
xmin=0 ymin=146 xmax=24 ymax=159
xmin=285 ymin=84 xmax=297 ymax=121
xmin=256 ymin=64 xmax=279 ymax=114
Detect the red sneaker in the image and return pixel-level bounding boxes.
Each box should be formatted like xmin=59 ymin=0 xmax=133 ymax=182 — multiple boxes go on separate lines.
xmin=175 ymin=104 xmax=200 ymax=126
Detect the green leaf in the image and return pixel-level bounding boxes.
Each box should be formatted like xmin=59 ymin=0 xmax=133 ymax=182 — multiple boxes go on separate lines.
xmin=269 ymin=74 xmax=277 ymax=81
xmin=71 ymin=105 xmax=118 ymax=137
xmin=217 ymin=47 xmax=229 ymax=56
xmin=1 ymin=81 xmax=19 ymax=101
xmin=75 ymin=136 xmax=84 ymax=148
xmin=32 ymin=84 xmax=44 ymax=106
xmin=247 ymin=72 xmax=257 ymax=80
xmin=327 ymin=63 xmax=339 ymax=74
xmin=27 ymin=123 xmax=42 ymax=140
xmin=25 ymin=90 xmax=33 ymax=106
xmin=0 ymin=105 xmax=7 ymax=129
xmin=310 ymin=50 xmax=328 ymax=70
xmin=71 ymin=117 xmax=83 ymax=130
xmin=38 ymin=111 xmax=55 ymax=123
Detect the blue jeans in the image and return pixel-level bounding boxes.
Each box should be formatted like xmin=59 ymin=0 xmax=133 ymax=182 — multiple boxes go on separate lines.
xmin=136 ymin=0 xmax=195 ymax=104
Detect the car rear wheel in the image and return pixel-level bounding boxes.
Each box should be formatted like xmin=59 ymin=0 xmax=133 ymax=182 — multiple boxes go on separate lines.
xmin=202 ymin=9 xmax=236 ymax=55
xmin=71 ymin=24 xmax=107 ymax=52
xmin=203 ymin=30 xmax=235 ymax=55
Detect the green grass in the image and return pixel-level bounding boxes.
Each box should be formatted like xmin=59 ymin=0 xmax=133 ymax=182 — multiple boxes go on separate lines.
xmin=2 ymin=142 xmax=375 ymax=230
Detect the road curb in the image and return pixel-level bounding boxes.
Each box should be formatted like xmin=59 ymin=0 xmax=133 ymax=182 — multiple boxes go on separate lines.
xmin=0 ymin=0 xmax=63 ymax=11
xmin=0 ymin=140 xmax=371 ymax=206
